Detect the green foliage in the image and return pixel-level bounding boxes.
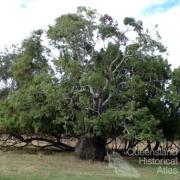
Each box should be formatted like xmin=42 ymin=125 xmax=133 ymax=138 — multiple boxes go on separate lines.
xmin=125 ymin=107 xmax=163 ymax=141
xmin=0 ymin=72 xmax=66 ymax=135
xmin=172 ymin=67 xmax=180 ymax=93
xmin=124 ymin=17 xmax=143 ymax=32
xmin=12 ymin=31 xmax=48 ymax=86
xmin=163 ymin=67 xmax=180 ymax=140
xmin=0 ymin=7 xmax=178 ymax=144
xmin=0 ymin=30 xmax=64 ymax=136
xmin=48 ymin=14 xmax=86 ymax=41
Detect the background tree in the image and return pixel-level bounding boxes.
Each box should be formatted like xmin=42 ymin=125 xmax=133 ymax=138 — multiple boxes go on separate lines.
xmin=163 ymin=67 xmax=180 ymax=140
xmin=0 ymin=31 xmax=73 ymax=150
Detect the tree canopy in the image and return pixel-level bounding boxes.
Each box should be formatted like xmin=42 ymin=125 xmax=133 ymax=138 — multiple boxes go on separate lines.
xmin=0 ymin=7 xmax=179 ymax=153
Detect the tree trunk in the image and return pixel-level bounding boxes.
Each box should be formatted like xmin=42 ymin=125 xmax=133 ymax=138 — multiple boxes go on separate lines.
xmin=153 ymin=141 xmax=160 ymax=151
xmin=147 ymin=140 xmax=152 ymax=151
xmin=75 ymin=136 xmax=106 ymax=161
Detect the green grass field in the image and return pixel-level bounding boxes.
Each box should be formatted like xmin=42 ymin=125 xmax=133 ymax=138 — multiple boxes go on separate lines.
xmin=0 ymin=150 xmax=179 ymax=180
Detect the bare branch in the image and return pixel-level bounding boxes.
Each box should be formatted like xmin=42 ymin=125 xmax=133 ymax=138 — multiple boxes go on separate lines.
xmin=103 ymin=79 xmax=109 ymax=91
xmin=109 ymin=52 xmax=120 ymax=73
xmin=102 ymin=93 xmax=112 ymax=107
xmin=88 ymin=85 xmax=95 ymax=96
xmin=112 ymin=54 xmax=133 ymax=74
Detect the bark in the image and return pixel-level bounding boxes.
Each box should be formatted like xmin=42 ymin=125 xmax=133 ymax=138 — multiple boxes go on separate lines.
xmin=75 ymin=136 xmax=106 ymax=161
xmin=8 ymin=133 xmax=74 ymax=151
xmin=147 ymin=140 xmax=152 ymax=151
xmin=153 ymin=141 xmax=160 ymax=151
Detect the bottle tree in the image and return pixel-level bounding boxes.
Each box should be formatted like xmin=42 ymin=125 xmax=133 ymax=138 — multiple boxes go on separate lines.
xmin=47 ymin=7 xmax=170 ymax=160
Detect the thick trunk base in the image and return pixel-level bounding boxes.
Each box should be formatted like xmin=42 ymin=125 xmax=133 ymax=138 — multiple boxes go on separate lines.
xmin=75 ymin=136 xmax=106 ymax=161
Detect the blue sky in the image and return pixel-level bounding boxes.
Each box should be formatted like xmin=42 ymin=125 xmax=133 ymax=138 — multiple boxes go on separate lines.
xmin=143 ymin=0 xmax=180 ymax=15
xmin=20 ymin=0 xmax=30 ymax=8
xmin=0 ymin=0 xmax=179 ymax=68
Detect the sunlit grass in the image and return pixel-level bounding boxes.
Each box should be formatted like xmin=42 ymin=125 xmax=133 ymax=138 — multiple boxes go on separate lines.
xmin=0 ymin=150 xmax=179 ymax=180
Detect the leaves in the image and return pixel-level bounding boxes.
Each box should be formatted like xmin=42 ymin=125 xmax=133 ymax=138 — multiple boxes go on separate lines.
xmin=0 ymin=7 xmax=178 ymax=143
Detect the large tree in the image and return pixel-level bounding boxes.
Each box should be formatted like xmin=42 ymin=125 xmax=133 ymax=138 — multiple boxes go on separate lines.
xmin=47 ymin=7 xmax=170 ymax=159
xmin=0 ymin=7 xmax=178 ymax=160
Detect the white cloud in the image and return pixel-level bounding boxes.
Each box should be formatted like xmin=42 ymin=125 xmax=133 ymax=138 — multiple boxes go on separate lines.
xmin=141 ymin=5 xmax=180 ymax=68
xmin=0 ymin=0 xmax=179 ymax=68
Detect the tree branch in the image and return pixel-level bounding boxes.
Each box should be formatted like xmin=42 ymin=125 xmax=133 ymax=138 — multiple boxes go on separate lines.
xmin=109 ymin=52 xmax=120 ymax=73
xmin=102 ymin=93 xmax=112 ymax=107
xmin=103 ymin=79 xmax=109 ymax=91
xmin=112 ymin=54 xmax=133 ymax=74
xmin=88 ymin=85 xmax=95 ymax=96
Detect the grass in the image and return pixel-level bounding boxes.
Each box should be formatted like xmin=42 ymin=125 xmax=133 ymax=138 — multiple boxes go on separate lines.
xmin=0 ymin=150 xmax=179 ymax=180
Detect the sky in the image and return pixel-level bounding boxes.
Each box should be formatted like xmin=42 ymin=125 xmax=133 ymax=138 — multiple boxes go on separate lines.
xmin=0 ymin=0 xmax=179 ymax=68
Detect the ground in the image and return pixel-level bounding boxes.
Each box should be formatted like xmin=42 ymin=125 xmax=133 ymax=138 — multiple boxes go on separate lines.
xmin=0 ymin=150 xmax=179 ymax=180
